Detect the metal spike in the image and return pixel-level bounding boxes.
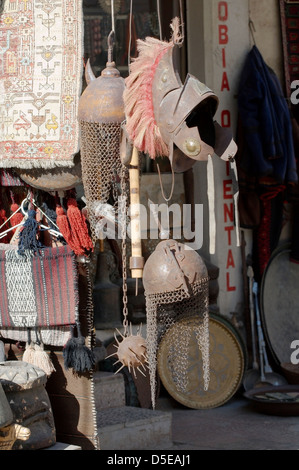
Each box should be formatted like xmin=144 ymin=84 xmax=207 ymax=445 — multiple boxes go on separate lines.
xmin=137 ymin=366 xmax=146 ymax=377
xmin=114 ymin=332 xmax=120 ymax=345
xmin=114 ymin=364 xmax=125 ymax=375
xmin=115 ymin=328 xmax=125 ymax=339
xmin=105 ymin=352 xmax=118 ymax=359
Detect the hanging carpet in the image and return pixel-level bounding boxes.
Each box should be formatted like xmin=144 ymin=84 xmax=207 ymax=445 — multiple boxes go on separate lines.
xmin=0 ymin=0 xmax=83 ymax=169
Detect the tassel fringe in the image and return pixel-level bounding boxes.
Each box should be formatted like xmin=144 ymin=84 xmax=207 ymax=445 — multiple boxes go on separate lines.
xmin=56 ymin=202 xmax=93 ymax=256
xmin=22 ymin=328 xmax=55 ymax=377
xmin=124 ymin=17 xmax=183 ymax=159
xmin=22 ymin=342 xmax=35 ymax=364
xmin=10 ymin=204 xmax=23 ymax=232
xmin=32 ymin=342 xmax=56 ymax=377
xmin=63 ymin=323 xmax=95 ymax=373
xmin=18 ymin=209 xmax=43 ymax=255
xmin=66 ymin=199 xmax=93 ymax=253
xmin=22 ymin=341 xmax=55 ymax=377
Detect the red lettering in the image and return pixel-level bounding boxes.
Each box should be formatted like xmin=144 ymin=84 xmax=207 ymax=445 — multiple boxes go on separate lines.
xmin=226 ymin=161 xmax=230 ymax=176
xmin=221 ymin=110 xmax=231 ymax=128
xmin=221 ymin=71 xmax=230 ymax=91
xmin=226 ymin=249 xmax=235 ymax=269
xmin=218 ymin=1 xmax=228 ymax=21
xmin=219 ymin=25 xmax=228 ymax=44
xmin=224 ymin=202 xmax=234 ymax=223
xmin=223 ymin=180 xmax=233 ymax=199
xmin=222 ymin=48 xmax=226 ymax=68
xmin=226 ymin=272 xmax=236 ymax=292
xmin=225 ymin=226 xmax=234 ymax=245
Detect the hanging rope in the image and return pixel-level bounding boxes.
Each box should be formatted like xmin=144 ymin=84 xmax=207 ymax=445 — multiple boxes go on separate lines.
xmin=128 ymin=0 xmax=133 ymax=71
xmin=157 ymin=0 xmax=162 ymax=40
xmin=179 ymin=0 xmax=185 ymax=42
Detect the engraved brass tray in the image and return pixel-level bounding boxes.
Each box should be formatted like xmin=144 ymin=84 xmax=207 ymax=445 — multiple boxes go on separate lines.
xmin=157 ymin=313 xmax=246 ymax=409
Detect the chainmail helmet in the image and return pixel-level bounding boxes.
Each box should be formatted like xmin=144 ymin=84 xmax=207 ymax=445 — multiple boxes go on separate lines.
xmin=142 ymin=240 xmax=210 ymax=409
xmin=78 ymin=34 xmax=126 ymax=243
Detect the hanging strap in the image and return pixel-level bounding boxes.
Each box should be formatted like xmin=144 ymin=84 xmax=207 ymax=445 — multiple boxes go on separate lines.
xmin=207 ymin=155 xmax=216 ymax=255
xmin=229 ymin=158 xmax=241 ymax=248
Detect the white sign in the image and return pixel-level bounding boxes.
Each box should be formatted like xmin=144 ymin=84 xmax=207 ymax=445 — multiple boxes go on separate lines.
xmin=190 ymin=0 xmax=250 ymax=316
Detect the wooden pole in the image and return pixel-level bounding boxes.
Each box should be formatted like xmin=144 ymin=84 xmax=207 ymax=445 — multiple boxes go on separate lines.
xmin=129 ymin=147 xmax=144 ymax=281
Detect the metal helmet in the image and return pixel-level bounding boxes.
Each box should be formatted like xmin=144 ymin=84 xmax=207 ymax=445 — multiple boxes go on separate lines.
xmin=123 ymin=18 xmax=237 ymax=173
xmin=77 ymin=32 xmax=125 ymax=243
xmin=78 ymin=59 xmax=125 ymax=124
xmin=142 ymin=240 xmax=208 ymax=296
xmin=152 ymin=46 xmax=237 ymax=172
xmin=143 ymin=239 xmax=210 ymax=410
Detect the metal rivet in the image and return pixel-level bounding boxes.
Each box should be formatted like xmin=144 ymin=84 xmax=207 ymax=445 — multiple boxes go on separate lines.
xmin=184 ymin=138 xmax=201 ymax=156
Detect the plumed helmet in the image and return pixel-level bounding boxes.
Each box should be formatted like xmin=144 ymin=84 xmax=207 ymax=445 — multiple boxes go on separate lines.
xmin=123 ymin=18 xmax=237 ymax=173
xmin=142 ymin=240 xmax=208 ymax=296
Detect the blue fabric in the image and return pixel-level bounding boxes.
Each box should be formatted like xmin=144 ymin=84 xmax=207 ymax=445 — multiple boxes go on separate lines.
xmin=238 ymin=46 xmax=298 ymax=184
xmin=18 ymin=209 xmax=44 ymax=255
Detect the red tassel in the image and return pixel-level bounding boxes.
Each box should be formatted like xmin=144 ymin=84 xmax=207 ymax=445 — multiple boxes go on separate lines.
xmin=56 ymin=206 xmax=76 ymax=251
xmin=0 ymin=209 xmax=9 ymax=243
xmin=10 ymin=203 xmax=23 ymax=232
xmin=56 ymin=205 xmax=85 ymax=255
xmin=66 ymin=198 xmax=93 ymax=253
xmin=0 ymin=209 xmax=7 ymax=224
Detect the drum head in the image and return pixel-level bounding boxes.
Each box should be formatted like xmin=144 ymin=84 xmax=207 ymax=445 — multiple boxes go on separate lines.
xmin=261 ymin=243 xmax=299 ymax=365
xmin=157 ymin=313 xmax=246 ymax=409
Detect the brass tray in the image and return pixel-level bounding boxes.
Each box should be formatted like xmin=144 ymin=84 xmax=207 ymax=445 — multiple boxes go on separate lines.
xmin=261 ymin=243 xmax=299 ymax=365
xmin=244 ymin=385 xmax=299 ymax=416
xmin=157 ymin=313 xmax=246 ymax=409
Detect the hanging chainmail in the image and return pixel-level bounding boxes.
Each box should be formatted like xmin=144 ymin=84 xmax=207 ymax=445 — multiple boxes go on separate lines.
xmin=79 ymin=121 xmax=123 ymax=244
xmin=145 ymin=277 xmax=210 ymax=409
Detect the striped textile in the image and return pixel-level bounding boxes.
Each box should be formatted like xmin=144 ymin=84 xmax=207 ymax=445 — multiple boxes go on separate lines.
xmin=0 ymin=169 xmax=24 ymax=187
xmin=0 ymin=245 xmax=78 ymax=328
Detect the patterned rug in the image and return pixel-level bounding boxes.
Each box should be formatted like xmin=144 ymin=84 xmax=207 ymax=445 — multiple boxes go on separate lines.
xmin=0 ymin=245 xmax=79 ymax=328
xmin=0 ymin=0 xmax=83 ymax=169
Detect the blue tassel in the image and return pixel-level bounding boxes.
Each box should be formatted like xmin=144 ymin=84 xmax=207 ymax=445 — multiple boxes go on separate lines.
xmin=63 ymin=322 xmax=95 ymax=373
xmin=41 ymin=202 xmax=57 ymax=231
xmin=18 ymin=209 xmax=44 ymax=255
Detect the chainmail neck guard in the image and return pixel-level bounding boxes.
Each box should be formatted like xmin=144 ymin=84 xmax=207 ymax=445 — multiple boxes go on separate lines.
xmin=79 ymin=120 xmax=123 ymax=243
xmin=143 ymin=240 xmax=210 ymax=409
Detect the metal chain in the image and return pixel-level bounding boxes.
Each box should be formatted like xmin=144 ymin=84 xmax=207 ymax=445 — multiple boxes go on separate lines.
xmin=120 ymin=163 xmax=129 ymax=337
